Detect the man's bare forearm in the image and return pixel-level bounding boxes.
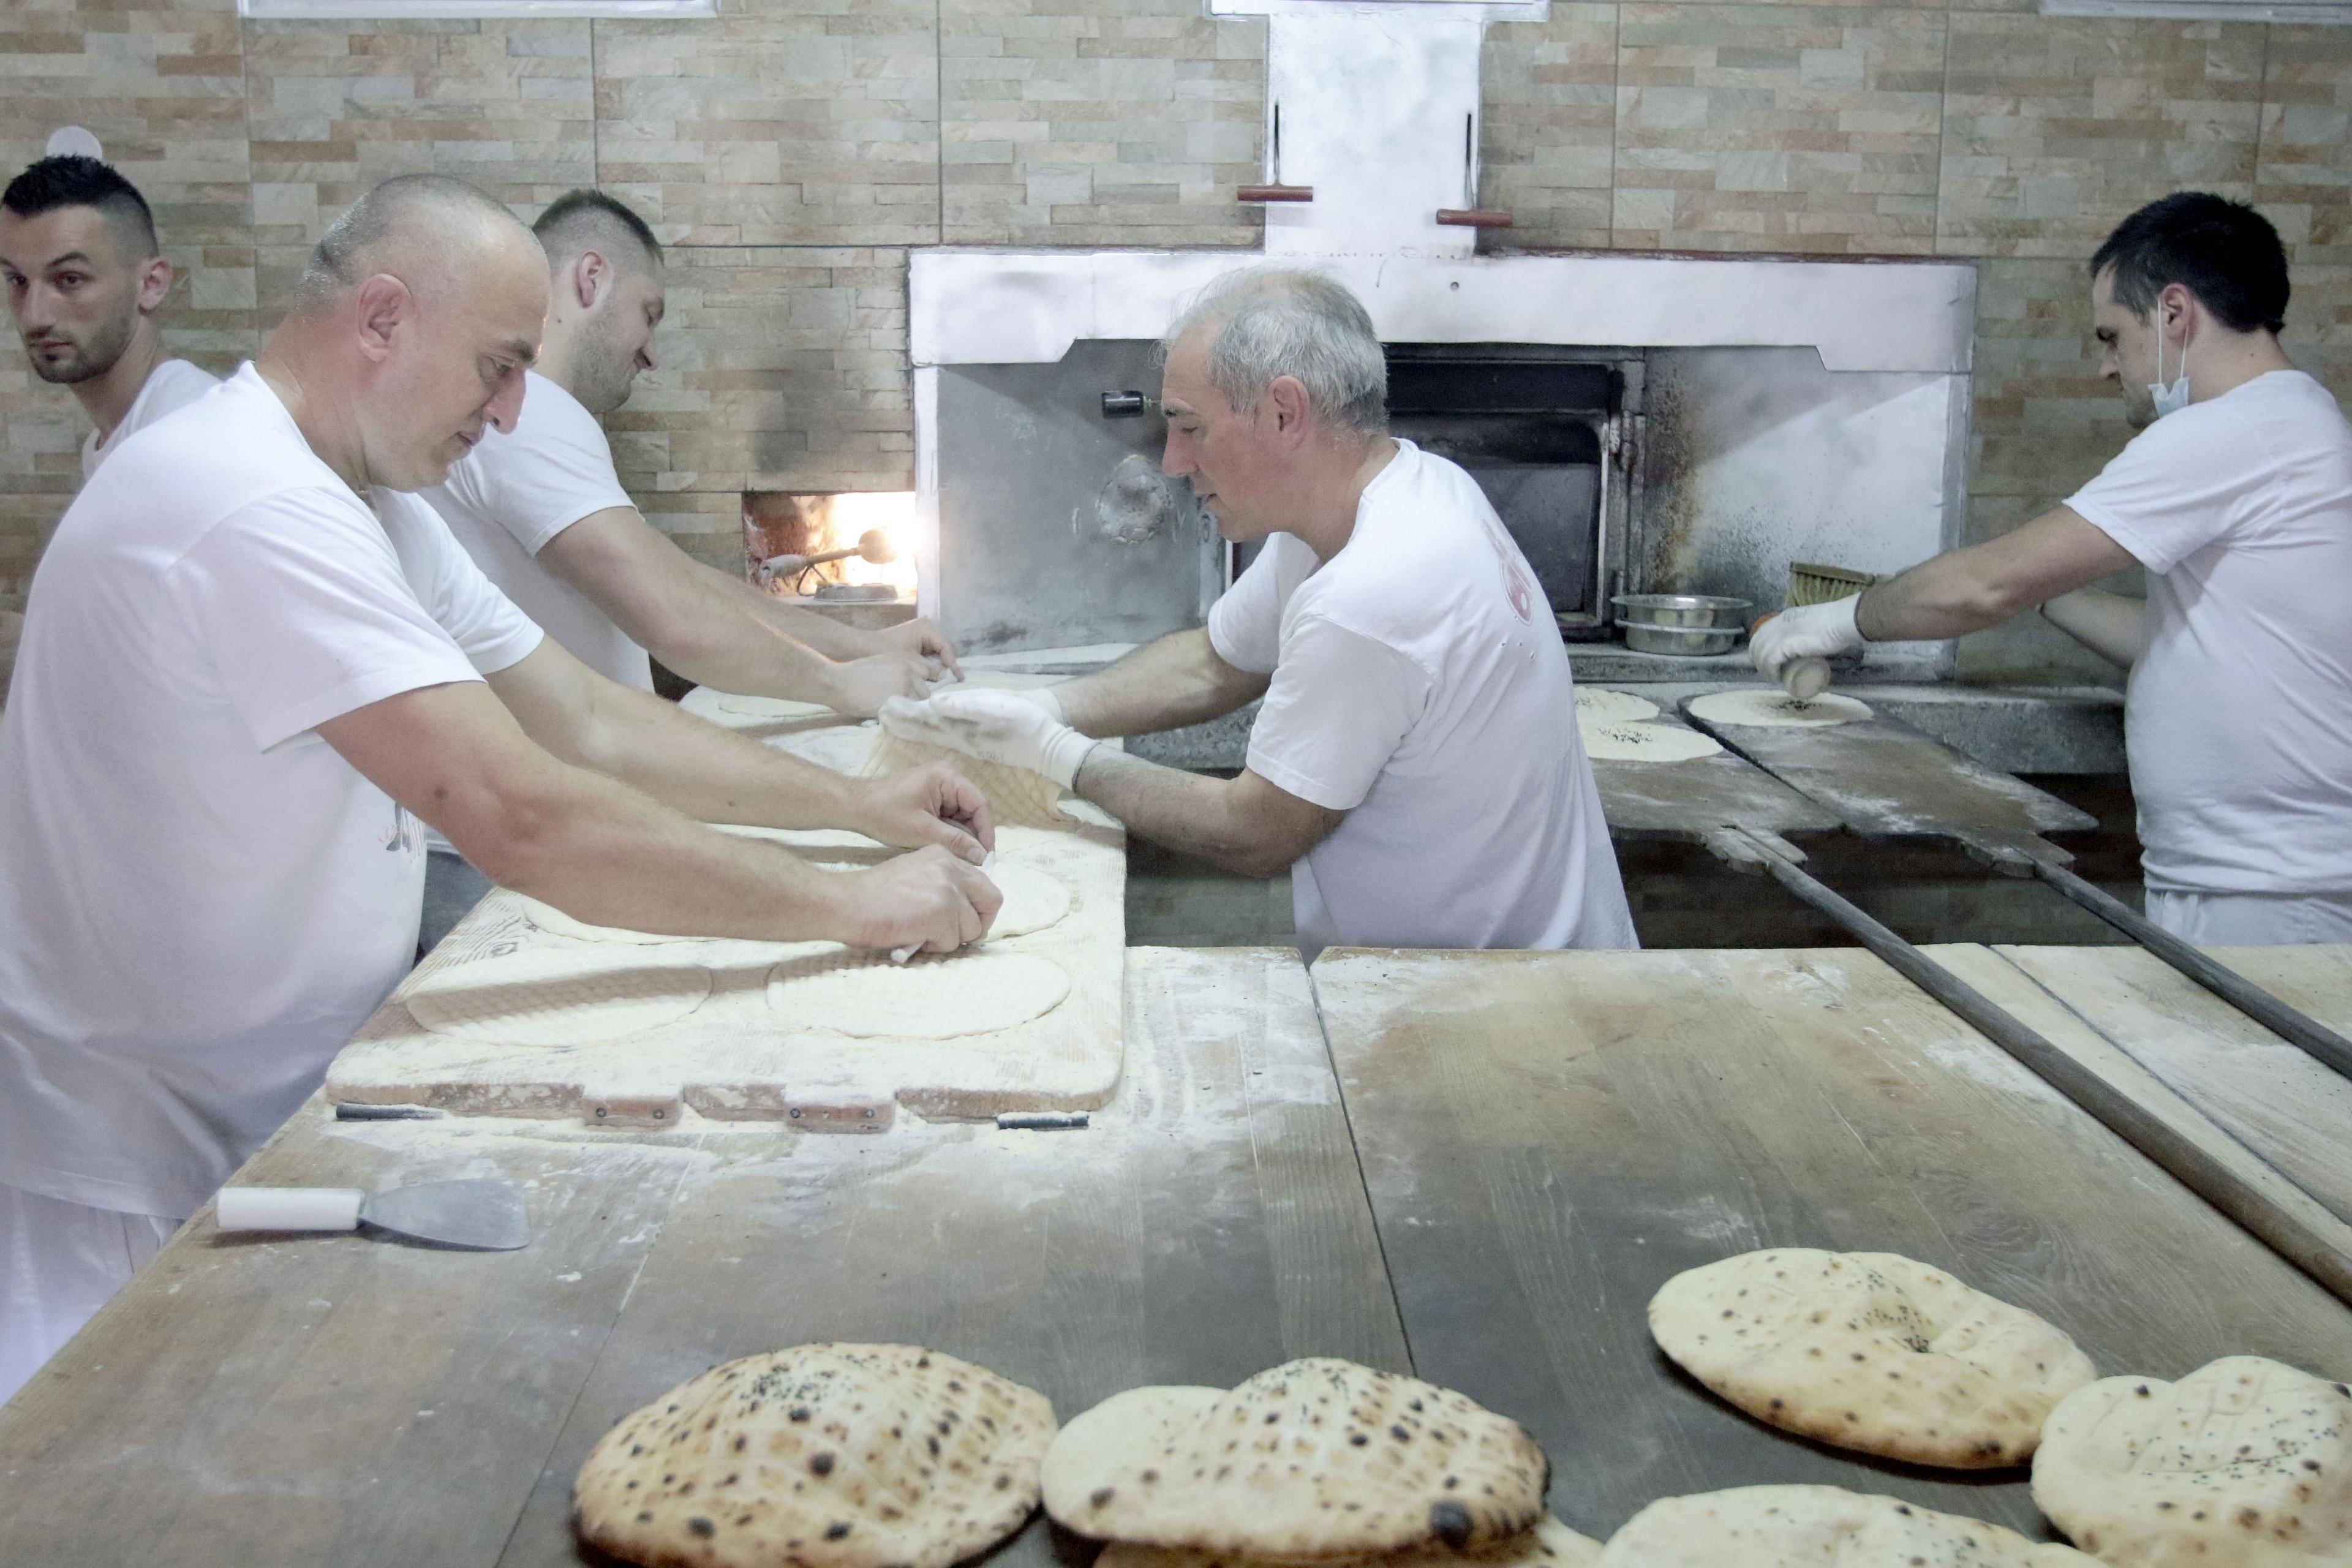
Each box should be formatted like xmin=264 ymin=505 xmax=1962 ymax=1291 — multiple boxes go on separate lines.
xmin=1073 ymin=747 xmax=1286 ymax=872
xmin=2040 ymin=587 xmax=2144 ymax=668
xmin=1056 ymin=629 xmax=1270 ymax=738
xmin=652 ymin=565 xmax=867 ymax=707
xmin=1854 ymin=506 xmax=2141 ymax=643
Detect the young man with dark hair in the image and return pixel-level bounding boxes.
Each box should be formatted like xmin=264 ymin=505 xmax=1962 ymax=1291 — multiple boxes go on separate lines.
xmin=1754 ymin=192 xmax=2352 ymax=944
xmin=415 ymin=187 xmax=967 ymax=946
xmin=0 ymin=156 xmax=219 ymax=477
xmin=0 ymin=156 xmax=221 ymax=692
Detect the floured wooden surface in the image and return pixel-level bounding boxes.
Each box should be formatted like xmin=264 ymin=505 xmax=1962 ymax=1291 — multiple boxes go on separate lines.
xmin=1946 ymin=941 xmax=2352 ymax=1229
xmin=1309 ymin=944 xmax=2352 ymax=1536
xmin=3 ymin=948 xmax=1407 ymax=1568
xmin=327 ymin=823 xmax=1126 ymax=1128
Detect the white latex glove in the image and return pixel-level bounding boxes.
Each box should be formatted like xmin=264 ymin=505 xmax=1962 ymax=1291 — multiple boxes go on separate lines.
xmin=1749 ymin=595 xmax=1864 ymax=685
xmin=878 ymin=689 xmax=1099 ymax=790
xmin=1010 ymin=685 xmax=1068 ymax=723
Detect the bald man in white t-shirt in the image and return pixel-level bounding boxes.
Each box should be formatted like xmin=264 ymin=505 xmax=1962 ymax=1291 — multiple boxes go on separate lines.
xmin=0 ymin=175 xmax=1001 ymax=1403
xmin=883 ymin=268 xmax=1636 ymax=960
xmin=1753 ymin=193 xmax=2352 ymax=945
xmin=0 ymin=155 xmax=222 ymax=695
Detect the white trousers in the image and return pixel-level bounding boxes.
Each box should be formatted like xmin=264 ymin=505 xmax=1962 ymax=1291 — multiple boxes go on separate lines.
xmin=0 ymin=1183 xmax=179 ymax=1406
xmin=2143 ymin=888 xmax=2352 ymax=946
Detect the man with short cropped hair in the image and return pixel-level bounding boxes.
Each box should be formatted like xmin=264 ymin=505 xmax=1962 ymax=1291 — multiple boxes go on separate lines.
xmin=0 ymin=156 xmax=221 ymax=690
xmin=1753 ymin=192 xmax=2352 ymax=944
xmin=884 ymin=267 xmax=1637 ymax=959
xmin=416 ymin=188 xmax=965 ymax=945
xmin=0 ymin=174 xmax=1001 ymax=1401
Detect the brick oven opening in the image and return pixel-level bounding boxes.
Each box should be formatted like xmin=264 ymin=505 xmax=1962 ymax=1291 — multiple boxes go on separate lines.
xmin=742 ymin=491 xmax=920 ymax=601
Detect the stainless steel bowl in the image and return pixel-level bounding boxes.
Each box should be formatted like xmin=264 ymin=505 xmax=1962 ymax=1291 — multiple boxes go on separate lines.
xmin=1611 ymin=593 xmax=1752 ymax=630
xmin=1621 ymin=622 xmax=1742 ymax=657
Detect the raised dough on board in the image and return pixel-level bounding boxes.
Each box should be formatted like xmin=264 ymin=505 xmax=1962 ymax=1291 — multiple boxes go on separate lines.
xmin=768 ymin=948 xmax=1072 ymax=1038
xmin=404 ymin=946 xmax=715 ymax=1045
xmin=1580 ymin=721 xmax=1724 ymax=764
xmin=516 ymin=861 xmax=1074 ymax=946
xmin=1686 ymin=688 xmax=1873 ymax=729
xmin=1574 ymin=686 xmax=1662 ymax=724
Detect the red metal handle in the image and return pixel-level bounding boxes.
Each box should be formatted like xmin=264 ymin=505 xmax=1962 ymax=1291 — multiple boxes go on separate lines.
xmin=1436 ymin=208 xmax=1513 ymax=228
xmin=1238 ymin=184 xmax=1315 ymax=203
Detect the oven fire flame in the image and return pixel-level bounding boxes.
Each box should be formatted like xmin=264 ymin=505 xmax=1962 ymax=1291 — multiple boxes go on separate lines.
xmin=742 ymin=491 xmax=920 ymax=598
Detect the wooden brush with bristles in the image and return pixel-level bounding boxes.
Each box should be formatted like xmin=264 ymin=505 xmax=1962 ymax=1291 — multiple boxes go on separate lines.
xmin=1755 ymin=561 xmax=1880 ymax=699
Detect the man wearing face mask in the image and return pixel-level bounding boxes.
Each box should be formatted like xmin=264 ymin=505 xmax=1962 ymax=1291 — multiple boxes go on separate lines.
xmin=1752 ymin=192 xmax=2352 ymax=945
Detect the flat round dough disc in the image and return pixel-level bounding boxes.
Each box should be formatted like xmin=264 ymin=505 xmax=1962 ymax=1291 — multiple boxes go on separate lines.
xmin=1687 ymin=688 xmax=1873 ymax=729
xmin=1575 ymin=687 xmax=1662 ymax=723
xmin=2032 ymin=1356 xmax=2352 ymax=1564
xmin=987 ymin=862 xmax=1072 ymax=940
xmin=713 ymin=692 xmax=835 ymax=720
xmin=406 ymin=948 xmax=712 ymax=1045
xmin=769 ymin=949 xmax=1070 ymax=1038
xmin=1581 ymin=721 xmax=1723 ymax=763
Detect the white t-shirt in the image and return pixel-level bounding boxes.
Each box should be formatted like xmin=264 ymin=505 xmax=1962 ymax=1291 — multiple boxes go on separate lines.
xmin=0 ymin=363 xmax=543 ymax=1218
xmin=80 ymin=357 xmax=220 ymax=480
xmin=2067 ymin=369 xmax=2352 ymax=895
xmin=1208 ymin=440 xmax=1636 ymax=958
xmin=422 ymin=370 xmax=647 ymax=691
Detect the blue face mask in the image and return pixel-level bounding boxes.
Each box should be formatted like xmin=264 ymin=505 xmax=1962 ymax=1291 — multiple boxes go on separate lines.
xmin=2147 ymin=323 xmax=2191 ymax=420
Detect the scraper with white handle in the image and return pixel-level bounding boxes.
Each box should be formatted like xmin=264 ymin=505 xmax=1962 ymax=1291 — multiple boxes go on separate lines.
xmin=214 ymin=1180 xmax=530 ymax=1251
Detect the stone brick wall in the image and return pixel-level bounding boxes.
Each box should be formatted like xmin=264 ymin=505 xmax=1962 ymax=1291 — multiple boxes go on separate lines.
xmin=2 ymin=0 xmax=2346 ymax=685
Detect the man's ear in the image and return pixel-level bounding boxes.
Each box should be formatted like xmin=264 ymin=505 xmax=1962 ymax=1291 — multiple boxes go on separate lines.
xmin=352 ymin=273 xmax=412 ymax=364
xmin=1265 ymin=375 xmax=1312 ymax=442
xmin=570 ymin=249 xmax=609 ymax=311
xmin=135 ymin=255 xmax=173 ymax=314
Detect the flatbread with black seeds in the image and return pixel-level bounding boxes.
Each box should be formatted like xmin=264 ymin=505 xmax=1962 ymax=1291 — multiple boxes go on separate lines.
xmin=2031 ymin=1355 xmax=2352 ymax=1565
xmin=1595 ymin=1485 xmax=2097 ymax=1566
xmin=1096 ymin=1513 xmax=1600 ymax=1568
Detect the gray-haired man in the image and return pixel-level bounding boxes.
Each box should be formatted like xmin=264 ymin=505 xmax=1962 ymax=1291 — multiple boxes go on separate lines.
xmin=884 ymin=268 xmax=1636 ymax=958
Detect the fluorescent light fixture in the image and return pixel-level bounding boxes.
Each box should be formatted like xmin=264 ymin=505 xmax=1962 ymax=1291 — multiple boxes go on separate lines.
xmin=240 ymin=0 xmax=715 ymax=18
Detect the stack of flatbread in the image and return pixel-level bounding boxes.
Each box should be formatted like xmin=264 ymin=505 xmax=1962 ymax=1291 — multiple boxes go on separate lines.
xmin=571 ymin=1343 xmax=1055 ymax=1568
xmin=1042 ymin=1359 xmax=1600 ymax=1568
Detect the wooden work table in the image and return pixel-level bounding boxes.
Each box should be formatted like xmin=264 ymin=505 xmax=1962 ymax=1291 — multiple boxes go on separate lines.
xmin=8 ymin=941 xmax=2352 ymax=1560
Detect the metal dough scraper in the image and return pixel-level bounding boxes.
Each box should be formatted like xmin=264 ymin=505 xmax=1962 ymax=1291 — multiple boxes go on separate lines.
xmin=215 ymin=1180 xmax=530 ymax=1251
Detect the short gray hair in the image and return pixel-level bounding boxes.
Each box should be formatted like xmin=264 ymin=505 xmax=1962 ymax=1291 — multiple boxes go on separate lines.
xmin=1162 ymin=268 xmax=1388 ymax=437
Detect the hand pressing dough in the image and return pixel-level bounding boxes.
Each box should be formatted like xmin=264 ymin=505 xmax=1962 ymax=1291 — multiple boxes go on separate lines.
xmin=712 ymin=691 xmax=836 ymax=720
xmin=1687 ymin=689 xmax=1872 ymax=729
xmin=1596 ymin=1486 xmax=2098 ymax=1566
xmin=985 ymin=863 xmax=1073 ymax=940
xmin=769 ymin=948 xmax=1071 ymax=1038
xmin=1580 ymin=722 xmax=1723 ymax=763
xmin=1098 ymin=1515 xmax=1602 ymax=1568
xmin=1575 ymin=687 xmax=1662 ymax=724
xmin=571 ymin=1343 xmax=1057 ymax=1568
xmin=1648 ymin=1248 xmax=2095 ymax=1468
xmin=1039 ymin=1357 xmax=1548 ymax=1558
xmin=405 ymin=947 xmax=713 ymax=1045
xmin=2032 ymin=1355 xmax=2352 ymax=1566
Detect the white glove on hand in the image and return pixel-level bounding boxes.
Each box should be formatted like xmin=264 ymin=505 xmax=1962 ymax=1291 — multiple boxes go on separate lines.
xmin=1749 ymin=595 xmax=1865 ymax=684
xmin=1007 ymin=686 xmax=1067 ymax=724
xmin=878 ymin=690 xmax=1099 ymax=790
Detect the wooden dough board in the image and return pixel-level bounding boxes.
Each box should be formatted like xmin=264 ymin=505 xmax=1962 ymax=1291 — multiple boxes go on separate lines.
xmin=1310 ymin=944 xmax=2352 ymax=1538
xmin=1588 ymin=714 xmax=1841 ymax=859
xmin=1934 ymin=941 xmax=2352 ymax=1230
xmin=1681 ymin=698 xmax=2095 ymax=864
xmin=333 ymin=688 xmax=1127 ymax=1127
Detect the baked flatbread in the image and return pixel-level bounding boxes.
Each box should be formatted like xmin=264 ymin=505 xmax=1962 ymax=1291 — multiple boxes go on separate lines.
xmin=1098 ymin=1513 xmax=1601 ymax=1568
xmin=573 ymin=1343 xmax=1055 ymax=1568
xmin=1595 ymin=1485 xmax=2096 ymax=1566
xmin=2031 ymin=1355 xmax=2352 ymax=1565
xmin=1040 ymin=1359 xmax=1548 ymax=1558
xmin=1648 ymin=1249 xmax=2094 ymax=1468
